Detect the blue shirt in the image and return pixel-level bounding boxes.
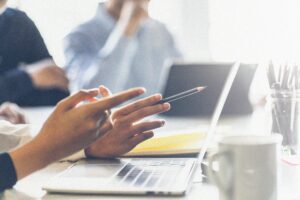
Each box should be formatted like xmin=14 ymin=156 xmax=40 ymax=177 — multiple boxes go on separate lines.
xmin=64 ymin=4 xmax=181 ymax=95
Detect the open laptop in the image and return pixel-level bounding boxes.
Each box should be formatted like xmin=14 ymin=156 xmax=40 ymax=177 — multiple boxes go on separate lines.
xmin=161 ymin=62 xmax=257 ymax=116
xmin=42 ymin=63 xmax=240 ymax=196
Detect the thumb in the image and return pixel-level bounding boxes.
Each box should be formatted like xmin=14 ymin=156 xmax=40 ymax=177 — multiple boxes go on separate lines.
xmin=99 ymin=85 xmax=112 ymax=98
xmin=86 ymin=85 xmax=111 ymax=102
xmin=58 ymin=89 xmax=99 ymax=111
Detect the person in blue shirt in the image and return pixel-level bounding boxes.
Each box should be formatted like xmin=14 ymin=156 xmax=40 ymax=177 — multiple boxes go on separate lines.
xmin=64 ymin=0 xmax=181 ymax=95
xmin=0 ymin=0 xmax=69 ymax=106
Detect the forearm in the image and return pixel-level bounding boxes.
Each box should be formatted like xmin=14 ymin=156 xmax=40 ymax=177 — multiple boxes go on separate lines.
xmin=0 ymin=70 xmax=34 ymax=103
xmin=9 ymin=138 xmax=52 ymax=180
xmin=0 ymin=137 xmax=45 ymax=191
xmin=99 ymin=20 xmax=136 ymax=57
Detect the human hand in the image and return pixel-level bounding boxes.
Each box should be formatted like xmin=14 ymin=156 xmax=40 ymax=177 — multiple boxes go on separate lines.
xmin=119 ymin=0 xmax=149 ymax=36
xmin=10 ymin=87 xmax=146 ymax=179
xmin=0 ymin=102 xmax=27 ymax=124
xmin=25 ymin=60 xmax=69 ymax=91
xmin=85 ymin=86 xmax=170 ymax=158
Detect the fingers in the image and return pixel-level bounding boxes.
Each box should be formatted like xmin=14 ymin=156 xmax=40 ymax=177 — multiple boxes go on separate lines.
xmin=94 ymin=109 xmax=111 ymax=125
xmin=58 ymin=89 xmax=99 ymax=111
xmin=86 ymin=85 xmax=111 ymax=102
xmin=98 ymin=85 xmax=112 ymax=117
xmin=0 ymin=103 xmax=27 ymax=124
xmin=17 ymin=112 xmax=27 ymax=124
xmin=99 ymin=85 xmax=112 ymax=98
xmin=117 ymin=103 xmax=170 ymax=125
xmin=12 ymin=112 xmax=26 ymax=124
xmin=127 ymin=120 xmax=165 ymax=138
xmin=128 ymin=131 xmax=154 ymax=148
xmin=113 ymin=94 xmax=162 ymax=118
xmin=85 ymin=87 xmax=146 ymax=114
xmin=2 ymin=106 xmax=17 ymax=123
xmin=97 ymin=120 xmax=113 ymax=136
xmin=54 ymin=70 xmax=69 ymax=91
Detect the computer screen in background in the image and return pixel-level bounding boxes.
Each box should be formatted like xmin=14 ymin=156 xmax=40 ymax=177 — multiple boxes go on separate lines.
xmin=161 ymin=63 xmax=258 ymax=117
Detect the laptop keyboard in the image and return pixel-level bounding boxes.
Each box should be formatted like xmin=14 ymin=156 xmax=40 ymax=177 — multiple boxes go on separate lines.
xmin=111 ymin=159 xmax=187 ymax=189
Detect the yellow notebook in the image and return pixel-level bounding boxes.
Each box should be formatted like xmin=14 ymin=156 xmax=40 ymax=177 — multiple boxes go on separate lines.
xmin=125 ymin=131 xmax=206 ymax=156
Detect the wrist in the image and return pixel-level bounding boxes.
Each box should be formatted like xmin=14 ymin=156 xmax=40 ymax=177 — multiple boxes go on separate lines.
xmin=28 ymin=73 xmax=39 ymax=88
xmin=116 ymin=19 xmax=137 ymax=37
xmin=24 ymin=70 xmax=38 ymax=88
xmin=9 ymin=139 xmax=51 ymax=180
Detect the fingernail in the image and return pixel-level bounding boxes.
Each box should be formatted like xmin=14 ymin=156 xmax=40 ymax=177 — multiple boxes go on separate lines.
xmin=154 ymin=94 xmax=162 ymax=100
xmin=163 ymin=103 xmax=171 ymax=110
xmin=160 ymin=120 xmax=166 ymax=126
xmin=135 ymin=88 xmax=145 ymax=95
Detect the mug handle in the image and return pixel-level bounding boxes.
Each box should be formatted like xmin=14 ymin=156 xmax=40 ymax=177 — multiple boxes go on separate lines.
xmin=208 ymin=151 xmax=233 ymax=197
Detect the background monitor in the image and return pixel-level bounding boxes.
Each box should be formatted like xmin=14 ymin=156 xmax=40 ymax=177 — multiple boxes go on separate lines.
xmin=161 ymin=62 xmax=258 ymax=116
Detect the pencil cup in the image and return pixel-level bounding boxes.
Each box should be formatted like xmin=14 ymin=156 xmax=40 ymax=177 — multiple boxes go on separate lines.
xmin=269 ymin=89 xmax=300 ymax=155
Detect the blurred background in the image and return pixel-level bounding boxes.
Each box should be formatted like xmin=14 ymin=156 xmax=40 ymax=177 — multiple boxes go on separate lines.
xmin=8 ymin=0 xmax=300 ymax=65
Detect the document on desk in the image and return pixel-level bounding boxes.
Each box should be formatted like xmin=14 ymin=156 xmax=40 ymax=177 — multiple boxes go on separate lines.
xmin=124 ymin=131 xmax=206 ymax=156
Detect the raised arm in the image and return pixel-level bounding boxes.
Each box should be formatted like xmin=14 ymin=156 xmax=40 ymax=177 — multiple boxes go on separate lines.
xmin=64 ymin=1 xmax=148 ymax=93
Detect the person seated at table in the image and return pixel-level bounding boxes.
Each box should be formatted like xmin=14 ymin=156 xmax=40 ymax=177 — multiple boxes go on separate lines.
xmin=64 ymin=0 xmax=181 ymax=95
xmin=0 ymin=85 xmax=171 ymax=192
xmin=0 ymin=0 xmax=69 ymax=106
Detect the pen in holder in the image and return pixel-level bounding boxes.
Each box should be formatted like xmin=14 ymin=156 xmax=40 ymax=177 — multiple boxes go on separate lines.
xmin=269 ymin=89 xmax=300 ymax=155
xmin=267 ymin=61 xmax=300 ymax=155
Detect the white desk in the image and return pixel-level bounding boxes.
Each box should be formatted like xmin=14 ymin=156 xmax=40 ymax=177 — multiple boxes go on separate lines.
xmin=2 ymin=108 xmax=300 ymax=200
xmin=2 ymin=161 xmax=300 ymax=200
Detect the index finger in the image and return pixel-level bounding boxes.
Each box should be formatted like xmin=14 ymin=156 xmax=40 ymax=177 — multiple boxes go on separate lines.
xmin=113 ymin=94 xmax=162 ymax=118
xmin=85 ymin=87 xmax=146 ymax=113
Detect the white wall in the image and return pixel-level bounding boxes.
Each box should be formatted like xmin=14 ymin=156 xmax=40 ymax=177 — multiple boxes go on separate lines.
xmin=8 ymin=0 xmax=211 ymax=64
xmin=209 ymin=0 xmax=300 ymax=63
xmin=8 ymin=0 xmax=300 ymax=64
xmin=150 ymin=0 xmax=211 ymax=61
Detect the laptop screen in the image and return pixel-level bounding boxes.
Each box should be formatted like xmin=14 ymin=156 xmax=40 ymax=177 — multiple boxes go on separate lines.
xmin=198 ymin=62 xmax=240 ymax=162
xmin=161 ymin=63 xmax=257 ymax=116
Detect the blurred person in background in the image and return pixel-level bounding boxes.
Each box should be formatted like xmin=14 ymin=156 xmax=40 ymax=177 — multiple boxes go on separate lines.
xmin=0 ymin=0 xmax=69 ymax=106
xmin=64 ymin=0 xmax=181 ymax=95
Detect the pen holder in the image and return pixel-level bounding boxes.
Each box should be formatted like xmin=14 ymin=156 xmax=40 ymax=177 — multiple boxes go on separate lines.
xmin=269 ymin=89 xmax=300 ymax=155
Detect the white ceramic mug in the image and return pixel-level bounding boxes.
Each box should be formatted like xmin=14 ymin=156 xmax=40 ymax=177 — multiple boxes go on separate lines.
xmin=208 ymin=134 xmax=282 ymax=200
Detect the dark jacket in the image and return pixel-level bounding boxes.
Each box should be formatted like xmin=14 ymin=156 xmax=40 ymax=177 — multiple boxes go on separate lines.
xmin=0 ymin=8 xmax=69 ymax=106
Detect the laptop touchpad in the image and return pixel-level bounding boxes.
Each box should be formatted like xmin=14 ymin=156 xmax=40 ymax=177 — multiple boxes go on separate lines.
xmin=62 ymin=163 xmax=124 ymax=178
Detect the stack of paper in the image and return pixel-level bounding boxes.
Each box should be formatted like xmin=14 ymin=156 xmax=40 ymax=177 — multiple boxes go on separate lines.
xmin=125 ymin=131 xmax=206 ymax=156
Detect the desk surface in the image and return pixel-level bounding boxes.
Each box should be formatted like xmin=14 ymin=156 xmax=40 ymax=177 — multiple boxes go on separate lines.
xmin=3 ymin=159 xmax=300 ymax=200
xmin=2 ymin=108 xmax=300 ymax=200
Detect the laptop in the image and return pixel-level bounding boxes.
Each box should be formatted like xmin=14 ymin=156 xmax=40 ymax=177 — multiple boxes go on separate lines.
xmin=161 ymin=62 xmax=257 ymax=116
xmin=42 ymin=63 xmax=240 ymax=196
